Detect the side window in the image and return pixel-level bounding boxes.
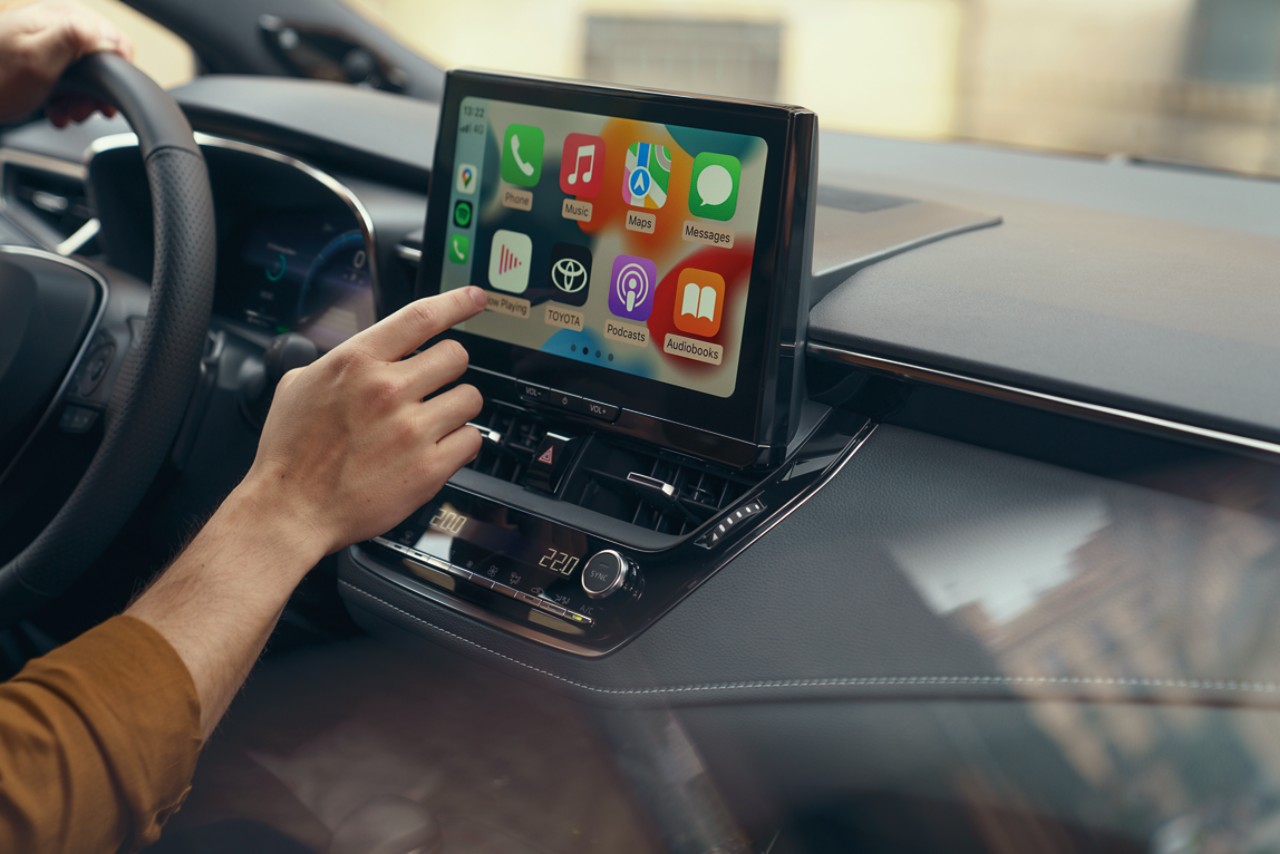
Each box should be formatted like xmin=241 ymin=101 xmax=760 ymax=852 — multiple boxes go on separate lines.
xmin=81 ymin=0 xmax=196 ymax=88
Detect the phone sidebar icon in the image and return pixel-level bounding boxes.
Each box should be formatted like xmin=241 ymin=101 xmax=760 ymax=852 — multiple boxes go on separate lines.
xmin=447 ymin=233 xmax=470 ymax=264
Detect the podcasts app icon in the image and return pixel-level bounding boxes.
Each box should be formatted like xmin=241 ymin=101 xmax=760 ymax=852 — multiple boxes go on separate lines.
xmin=609 ymin=254 xmax=657 ymax=321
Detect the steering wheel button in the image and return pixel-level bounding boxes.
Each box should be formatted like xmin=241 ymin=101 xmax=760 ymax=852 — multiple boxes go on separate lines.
xmin=58 ymin=404 xmax=99 ymax=434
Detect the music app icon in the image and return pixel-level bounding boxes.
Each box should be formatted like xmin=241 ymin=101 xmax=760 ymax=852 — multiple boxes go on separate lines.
xmin=559 ymin=133 xmax=605 ymax=198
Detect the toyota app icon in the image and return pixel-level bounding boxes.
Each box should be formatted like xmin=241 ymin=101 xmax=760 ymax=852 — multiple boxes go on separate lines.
xmin=548 ymin=243 xmax=591 ymax=307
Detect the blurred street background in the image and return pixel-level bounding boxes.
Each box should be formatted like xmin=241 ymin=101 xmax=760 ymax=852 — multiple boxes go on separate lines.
xmin=88 ymin=0 xmax=1280 ymax=177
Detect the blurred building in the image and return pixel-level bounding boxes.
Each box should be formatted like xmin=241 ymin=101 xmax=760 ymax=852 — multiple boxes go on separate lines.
xmin=91 ymin=0 xmax=1280 ymax=178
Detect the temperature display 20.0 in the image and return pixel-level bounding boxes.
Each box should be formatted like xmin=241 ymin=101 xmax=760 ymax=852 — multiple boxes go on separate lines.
xmin=429 ymin=507 xmax=467 ymax=536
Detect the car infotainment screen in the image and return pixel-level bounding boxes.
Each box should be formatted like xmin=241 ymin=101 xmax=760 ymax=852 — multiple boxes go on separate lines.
xmin=437 ymin=96 xmax=769 ymax=399
xmin=419 ymin=71 xmax=816 ymax=467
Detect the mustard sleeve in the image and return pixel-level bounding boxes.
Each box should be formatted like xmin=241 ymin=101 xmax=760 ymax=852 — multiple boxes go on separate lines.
xmin=0 ymin=615 xmax=203 ymax=852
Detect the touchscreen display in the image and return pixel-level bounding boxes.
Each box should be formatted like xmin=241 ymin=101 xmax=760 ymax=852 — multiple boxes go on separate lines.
xmin=436 ymin=96 xmax=768 ymax=399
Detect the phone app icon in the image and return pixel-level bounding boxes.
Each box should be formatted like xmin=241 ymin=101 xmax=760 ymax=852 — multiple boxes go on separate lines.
xmin=688 ymin=153 xmax=740 ymax=221
xmin=447 ymin=233 xmax=470 ymax=264
xmin=622 ymin=142 xmax=671 ymax=209
xmin=549 ymin=243 xmax=592 ymax=307
xmin=488 ymin=230 xmax=532 ymax=293
xmin=560 ymin=133 xmax=604 ymax=197
xmin=456 ymin=163 xmax=478 ymax=195
xmin=501 ymin=124 xmax=543 ymax=187
xmin=673 ymin=268 xmax=725 ymax=337
xmin=452 ymin=200 xmax=473 ymax=228
xmin=609 ymin=254 xmax=657 ymax=321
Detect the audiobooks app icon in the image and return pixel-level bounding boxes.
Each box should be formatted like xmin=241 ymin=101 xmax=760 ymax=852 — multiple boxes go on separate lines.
xmin=673 ymin=268 xmax=725 ymax=337
xmin=488 ymin=230 xmax=532 ymax=293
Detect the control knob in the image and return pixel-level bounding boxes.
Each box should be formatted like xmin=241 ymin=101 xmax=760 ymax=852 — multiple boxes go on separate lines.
xmin=580 ymin=550 xmax=636 ymax=599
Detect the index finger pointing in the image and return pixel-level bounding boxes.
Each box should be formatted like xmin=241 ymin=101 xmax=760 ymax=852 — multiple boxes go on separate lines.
xmin=352 ymin=287 xmax=487 ymax=361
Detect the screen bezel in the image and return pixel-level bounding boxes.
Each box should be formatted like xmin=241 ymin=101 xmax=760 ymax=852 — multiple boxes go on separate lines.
xmin=417 ymin=70 xmax=813 ymax=466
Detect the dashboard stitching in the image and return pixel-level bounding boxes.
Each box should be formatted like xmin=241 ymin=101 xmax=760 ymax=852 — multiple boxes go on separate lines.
xmin=339 ymin=581 xmax=1280 ymax=699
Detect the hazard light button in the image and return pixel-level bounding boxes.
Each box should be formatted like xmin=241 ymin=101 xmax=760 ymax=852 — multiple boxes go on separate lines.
xmin=524 ymin=432 xmax=578 ymax=494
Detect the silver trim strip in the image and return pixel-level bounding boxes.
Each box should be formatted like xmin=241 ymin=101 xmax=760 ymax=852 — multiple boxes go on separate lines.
xmin=86 ymin=132 xmax=381 ymax=297
xmin=0 ymin=148 xmax=90 ymax=249
xmin=0 ymin=146 xmax=87 ymax=181
xmin=0 ymin=247 xmax=109 ymax=486
xmin=807 ymin=342 xmax=1280 ymax=458
xmin=395 ymin=243 xmax=422 ymax=263
xmin=56 ymin=217 xmax=100 ymax=256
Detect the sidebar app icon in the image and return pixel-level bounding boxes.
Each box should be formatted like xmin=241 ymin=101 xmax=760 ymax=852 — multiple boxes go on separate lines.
xmin=456 ymin=163 xmax=478 ymax=194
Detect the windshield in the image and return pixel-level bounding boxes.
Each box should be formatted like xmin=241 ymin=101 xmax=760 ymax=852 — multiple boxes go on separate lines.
xmin=347 ymin=0 xmax=1280 ymax=180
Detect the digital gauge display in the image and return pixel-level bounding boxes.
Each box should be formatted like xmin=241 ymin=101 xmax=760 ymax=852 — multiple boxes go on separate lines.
xmin=383 ymin=489 xmax=591 ymax=597
xmin=229 ymin=211 xmax=377 ymax=350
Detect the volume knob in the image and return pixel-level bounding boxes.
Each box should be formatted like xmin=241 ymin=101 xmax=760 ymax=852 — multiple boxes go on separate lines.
xmin=580 ymin=550 xmax=633 ymax=599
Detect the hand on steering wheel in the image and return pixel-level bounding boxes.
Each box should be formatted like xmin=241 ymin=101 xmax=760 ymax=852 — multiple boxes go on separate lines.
xmin=0 ymin=0 xmax=133 ymax=126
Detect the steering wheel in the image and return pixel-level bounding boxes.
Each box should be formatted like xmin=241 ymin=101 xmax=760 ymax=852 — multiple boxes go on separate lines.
xmin=0 ymin=53 xmax=214 ymax=625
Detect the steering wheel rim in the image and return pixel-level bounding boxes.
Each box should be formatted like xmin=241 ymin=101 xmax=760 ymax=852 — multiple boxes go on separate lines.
xmin=0 ymin=52 xmax=215 ymax=625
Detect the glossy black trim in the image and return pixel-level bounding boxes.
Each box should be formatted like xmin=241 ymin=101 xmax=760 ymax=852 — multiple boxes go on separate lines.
xmin=807 ymin=342 xmax=1280 ymax=462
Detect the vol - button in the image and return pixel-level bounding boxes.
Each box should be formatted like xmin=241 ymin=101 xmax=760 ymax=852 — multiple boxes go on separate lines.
xmin=516 ymin=381 xmax=549 ymax=403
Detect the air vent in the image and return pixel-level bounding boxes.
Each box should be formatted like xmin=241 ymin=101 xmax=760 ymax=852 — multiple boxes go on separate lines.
xmin=563 ymin=442 xmax=754 ymax=536
xmin=466 ymin=400 xmax=548 ymax=483
xmin=465 ymin=400 xmax=757 ymax=536
xmin=6 ymin=165 xmax=93 ymax=240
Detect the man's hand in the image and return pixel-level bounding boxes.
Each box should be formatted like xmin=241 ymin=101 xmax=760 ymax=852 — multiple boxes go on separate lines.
xmin=0 ymin=0 xmax=134 ymax=127
xmin=127 ymin=287 xmax=488 ymax=736
xmin=240 ymin=286 xmax=489 ymax=560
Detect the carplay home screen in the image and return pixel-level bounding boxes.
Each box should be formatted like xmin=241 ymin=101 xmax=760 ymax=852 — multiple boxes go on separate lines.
xmin=437 ymin=95 xmax=767 ymax=399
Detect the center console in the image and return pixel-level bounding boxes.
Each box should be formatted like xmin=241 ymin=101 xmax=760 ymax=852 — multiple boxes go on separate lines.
xmin=345 ymin=71 xmax=873 ymax=655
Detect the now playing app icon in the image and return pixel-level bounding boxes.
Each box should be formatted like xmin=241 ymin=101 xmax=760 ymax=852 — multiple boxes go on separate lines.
xmin=488 ymin=230 xmax=531 ymax=294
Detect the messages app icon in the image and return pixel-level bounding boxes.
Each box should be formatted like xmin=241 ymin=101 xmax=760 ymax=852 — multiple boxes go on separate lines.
xmin=689 ymin=152 xmax=740 ymax=221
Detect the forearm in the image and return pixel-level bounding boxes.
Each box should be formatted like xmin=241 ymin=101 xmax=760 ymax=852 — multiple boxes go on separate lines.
xmin=126 ymin=477 xmax=325 ymax=738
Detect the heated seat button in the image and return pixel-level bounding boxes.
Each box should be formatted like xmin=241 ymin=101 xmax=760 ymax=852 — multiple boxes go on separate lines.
xmin=523 ymin=432 xmax=577 ymax=493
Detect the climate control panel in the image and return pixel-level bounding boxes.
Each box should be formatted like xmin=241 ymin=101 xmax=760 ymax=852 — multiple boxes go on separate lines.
xmin=344 ymin=409 xmax=874 ymax=656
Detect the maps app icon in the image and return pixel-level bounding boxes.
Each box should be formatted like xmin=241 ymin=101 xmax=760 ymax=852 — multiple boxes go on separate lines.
xmin=456 ymin=163 xmax=477 ymax=195
xmin=622 ymin=142 xmax=670 ymax=209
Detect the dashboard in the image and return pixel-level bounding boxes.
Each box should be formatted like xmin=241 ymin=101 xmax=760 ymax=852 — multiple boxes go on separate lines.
xmin=219 ymin=208 xmax=375 ymax=350
xmin=4 ymin=72 xmax=1280 ymax=851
